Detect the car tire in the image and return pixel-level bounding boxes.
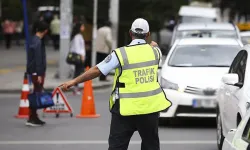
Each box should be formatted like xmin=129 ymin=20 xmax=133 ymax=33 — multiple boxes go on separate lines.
xmin=217 ymin=111 xmax=225 ymax=150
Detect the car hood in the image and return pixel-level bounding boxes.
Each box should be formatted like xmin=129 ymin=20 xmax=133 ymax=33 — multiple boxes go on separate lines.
xmin=160 ymin=66 xmax=229 ymax=89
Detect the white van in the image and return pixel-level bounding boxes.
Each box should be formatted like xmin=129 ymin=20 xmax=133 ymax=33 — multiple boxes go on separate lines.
xmin=178 ymin=6 xmax=219 ymax=23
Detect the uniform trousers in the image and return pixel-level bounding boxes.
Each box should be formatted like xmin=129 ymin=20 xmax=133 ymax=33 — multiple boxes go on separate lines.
xmin=108 ymin=112 xmax=160 ymax=150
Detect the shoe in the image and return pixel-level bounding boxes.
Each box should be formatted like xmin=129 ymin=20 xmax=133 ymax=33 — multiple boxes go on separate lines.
xmin=25 ymin=119 xmax=44 ymax=127
xmin=36 ymin=118 xmax=46 ymax=125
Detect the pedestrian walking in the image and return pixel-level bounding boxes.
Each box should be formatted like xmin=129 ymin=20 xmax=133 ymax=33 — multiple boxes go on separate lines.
xmin=59 ymin=18 xmax=172 ymax=150
xmin=50 ymin=14 xmax=60 ymax=50
xmin=32 ymin=14 xmax=44 ymax=35
xmin=2 ymin=19 xmax=15 ymax=49
xmin=159 ymin=21 xmax=173 ymax=55
xmin=15 ymin=20 xmax=23 ymax=46
xmin=69 ymin=22 xmax=86 ymax=95
xmin=95 ymin=21 xmax=112 ymax=81
xmin=81 ymin=17 xmax=93 ymax=68
xmin=26 ymin=21 xmax=49 ymax=126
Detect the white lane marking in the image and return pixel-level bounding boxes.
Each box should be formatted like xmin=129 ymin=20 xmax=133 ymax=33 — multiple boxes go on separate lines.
xmin=0 ymin=140 xmax=216 ymax=145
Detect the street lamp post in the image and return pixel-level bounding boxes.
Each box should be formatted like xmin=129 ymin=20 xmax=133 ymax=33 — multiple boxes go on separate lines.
xmin=91 ymin=0 xmax=98 ymax=67
xmin=109 ymin=0 xmax=119 ymax=49
xmin=59 ymin=0 xmax=73 ymax=79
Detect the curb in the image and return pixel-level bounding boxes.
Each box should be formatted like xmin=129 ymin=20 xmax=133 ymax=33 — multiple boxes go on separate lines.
xmin=0 ymin=83 xmax=112 ymax=94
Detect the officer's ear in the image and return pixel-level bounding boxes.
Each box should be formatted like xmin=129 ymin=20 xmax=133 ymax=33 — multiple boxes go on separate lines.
xmin=146 ymin=32 xmax=150 ymax=39
xmin=129 ymin=30 xmax=133 ymax=37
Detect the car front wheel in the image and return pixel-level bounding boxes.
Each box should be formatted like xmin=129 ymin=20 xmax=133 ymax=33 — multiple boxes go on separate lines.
xmin=217 ymin=111 xmax=225 ymax=150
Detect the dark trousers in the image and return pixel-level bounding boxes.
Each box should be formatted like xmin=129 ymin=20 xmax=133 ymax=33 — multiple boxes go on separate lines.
xmin=108 ymin=112 xmax=160 ymax=150
xmin=96 ymin=52 xmax=108 ymax=81
xmin=84 ymin=50 xmax=92 ymax=68
xmin=74 ymin=63 xmax=85 ymax=87
xmin=51 ymin=34 xmax=59 ymax=50
xmin=84 ymin=41 xmax=92 ymax=67
xmin=16 ymin=33 xmax=22 ymax=46
xmin=4 ymin=34 xmax=12 ymax=49
xmin=29 ymin=75 xmax=45 ymax=119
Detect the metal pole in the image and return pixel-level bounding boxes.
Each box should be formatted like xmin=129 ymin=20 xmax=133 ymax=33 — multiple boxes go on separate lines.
xmin=59 ymin=0 xmax=73 ymax=79
xmin=0 ymin=0 xmax=2 ymax=18
xmin=21 ymin=0 xmax=33 ymax=85
xmin=21 ymin=0 xmax=30 ymax=69
xmin=109 ymin=0 xmax=119 ymax=49
xmin=91 ymin=0 xmax=98 ymax=67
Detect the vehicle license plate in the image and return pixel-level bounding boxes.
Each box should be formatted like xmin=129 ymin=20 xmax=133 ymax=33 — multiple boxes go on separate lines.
xmin=192 ymin=99 xmax=215 ymax=108
xmin=192 ymin=99 xmax=201 ymax=108
xmin=201 ymin=99 xmax=215 ymax=108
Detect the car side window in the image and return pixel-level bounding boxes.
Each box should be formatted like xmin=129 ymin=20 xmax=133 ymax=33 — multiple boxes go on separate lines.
xmin=229 ymin=51 xmax=244 ymax=73
xmin=237 ymin=52 xmax=248 ymax=83
xmin=242 ymin=116 xmax=250 ymax=143
xmin=229 ymin=50 xmax=248 ymax=83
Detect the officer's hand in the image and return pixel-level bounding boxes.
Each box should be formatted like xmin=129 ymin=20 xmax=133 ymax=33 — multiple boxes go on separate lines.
xmin=150 ymin=41 xmax=158 ymax=47
xmin=58 ymin=79 xmax=77 ymax=92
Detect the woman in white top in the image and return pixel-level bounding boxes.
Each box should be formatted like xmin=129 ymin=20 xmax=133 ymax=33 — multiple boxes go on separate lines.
xmin=69 ymin=22 xmax=86 ymax=95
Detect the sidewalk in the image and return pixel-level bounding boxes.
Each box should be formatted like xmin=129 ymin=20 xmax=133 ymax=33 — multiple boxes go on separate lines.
xmin=0 ymin=45 xmax=113 ymax=93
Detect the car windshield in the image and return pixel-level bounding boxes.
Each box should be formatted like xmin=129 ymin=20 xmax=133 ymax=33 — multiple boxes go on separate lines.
xmin=181 ymin=16 xmax=215 ymax=23
xmin=176 ymin=30 xmax=238 ymax=39
xmin=168 ymin=45 xmax=240 ymax=67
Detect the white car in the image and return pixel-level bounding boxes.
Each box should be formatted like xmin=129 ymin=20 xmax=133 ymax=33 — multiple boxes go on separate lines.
xmin=171 ymin=23 xmax=241 ymax=46
xmin=240 ymin=31 xmax=250 ymax=45
xmin=159 ymin=38 xmax=242 ymax=125
xmin=216 ymin=45 xmax=250 ymax=149
xmin=222 ymin=109 xmax=250 ymax=150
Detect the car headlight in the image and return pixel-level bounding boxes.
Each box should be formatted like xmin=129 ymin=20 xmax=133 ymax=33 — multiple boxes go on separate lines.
xmin=246 ymin=102 xmax=250 ymax=110
xmin=160 ymin=78 xmax=179 ymax=90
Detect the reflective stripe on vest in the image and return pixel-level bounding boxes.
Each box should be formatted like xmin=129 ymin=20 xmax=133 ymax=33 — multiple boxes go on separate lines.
xmin=110 ymin=44 xmax=172 ymax=116
xmin=119 ymin=87 xmax=162 ymax=98
xmin=119 ymin=46 xmax=159 ymax=70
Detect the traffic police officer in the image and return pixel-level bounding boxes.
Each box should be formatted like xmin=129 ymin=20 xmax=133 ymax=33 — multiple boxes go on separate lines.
xmin=60 ymin=18 xmax=172 ymax=150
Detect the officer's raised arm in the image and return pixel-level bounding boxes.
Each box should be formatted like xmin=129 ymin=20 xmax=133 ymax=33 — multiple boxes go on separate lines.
xmin=59 ymin=51 xmax=119 ymax=91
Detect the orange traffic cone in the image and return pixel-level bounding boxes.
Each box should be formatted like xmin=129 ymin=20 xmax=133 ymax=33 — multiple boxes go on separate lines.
xmin=76 ymin=66 xmax=100 ymax=118
xmin=15 ymin=73 xmax=30 ymax=119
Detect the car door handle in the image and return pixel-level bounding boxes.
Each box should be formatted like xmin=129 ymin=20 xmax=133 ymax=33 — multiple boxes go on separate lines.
xmin=225 ymin=92 xmax=231 ymax=96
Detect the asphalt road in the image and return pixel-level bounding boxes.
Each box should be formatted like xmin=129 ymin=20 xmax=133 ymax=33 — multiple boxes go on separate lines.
xmin=0 ymin=87 xmax=218 ymax=150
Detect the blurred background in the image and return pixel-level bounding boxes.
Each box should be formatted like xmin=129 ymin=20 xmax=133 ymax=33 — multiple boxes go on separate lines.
xmin=1 ymin=1 xmax=250 ymax=150
xmin=0 ymin=0 xmax=249 ymax=49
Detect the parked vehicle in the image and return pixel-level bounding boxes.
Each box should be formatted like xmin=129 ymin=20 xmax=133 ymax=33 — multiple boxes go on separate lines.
xmin=178 ymin=6 xmax=218 ymax=23
xmin=216 ymin=45 xmax=250 ymax=149
xmin=222 ymin=109 xmax=250 ymax=150
xmin=159 ymin=38 xmax=242 ymax=125
xmin=171 ymin=23 xmax=241 ymax=46
xmin=240 ymin=31 xmax=250 ymax=45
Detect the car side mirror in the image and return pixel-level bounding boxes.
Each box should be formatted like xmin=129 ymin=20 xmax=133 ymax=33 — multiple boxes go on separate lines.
xmin=222 ymin=73 xmax=243 ymax=88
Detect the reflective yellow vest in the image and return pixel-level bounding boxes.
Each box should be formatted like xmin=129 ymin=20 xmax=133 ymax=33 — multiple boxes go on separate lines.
xmin=109 ymin=44 xmax=172 ymax=116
